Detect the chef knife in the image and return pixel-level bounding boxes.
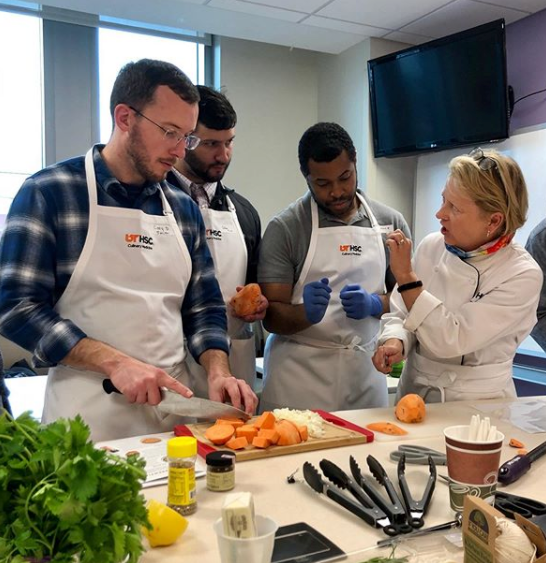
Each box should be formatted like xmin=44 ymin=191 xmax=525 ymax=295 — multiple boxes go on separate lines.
xmin=102 ymin=379 xmax=250 ymax=421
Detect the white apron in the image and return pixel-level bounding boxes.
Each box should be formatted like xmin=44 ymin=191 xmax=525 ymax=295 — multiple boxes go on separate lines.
xmin=42 ymin=149 xmax=193 ymax=441
xmin=396 ymin=353 xmax=515 ymax=403
xmin=185 ymin=193 xmax=255 ymax=397
xmin=396 ymin=249 xmax=516 ymax=403
xmin=260 ymin=194 xmax=388 ymax=412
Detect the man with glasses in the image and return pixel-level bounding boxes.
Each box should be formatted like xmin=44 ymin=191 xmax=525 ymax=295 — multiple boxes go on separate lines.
xmin=258 ymin=122 xmax=410 ymax=412
xmin=0 ymin=59 xmax=257 ymax=440
xmin=168 ymin=86 xmax=267 ymax=396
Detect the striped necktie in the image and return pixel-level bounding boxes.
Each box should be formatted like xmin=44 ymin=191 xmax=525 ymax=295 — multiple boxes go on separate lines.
xmin=189 ymin=183 xmax=210 ymax=208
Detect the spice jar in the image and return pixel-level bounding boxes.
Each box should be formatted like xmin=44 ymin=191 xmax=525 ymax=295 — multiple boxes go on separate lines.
xmin=167 ymin=436 xmax=197 ymax=515
xmin=206 ymin=451 xmax=236 ymax=492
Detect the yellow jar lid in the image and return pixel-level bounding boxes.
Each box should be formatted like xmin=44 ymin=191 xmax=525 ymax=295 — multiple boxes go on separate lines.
xmin=168 ymin=436 xmax=197 ymax=458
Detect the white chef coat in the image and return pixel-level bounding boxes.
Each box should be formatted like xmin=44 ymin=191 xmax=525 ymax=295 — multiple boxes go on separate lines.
xmin=260 ymin=194 xmax=389 ymax=412
xmin=42 ymin=149 xmax=192 ymax=441
xmin=379 ymin=232 xmax=543 ymax=402
xmin=184 ymin=189 xmax=255 ymax=396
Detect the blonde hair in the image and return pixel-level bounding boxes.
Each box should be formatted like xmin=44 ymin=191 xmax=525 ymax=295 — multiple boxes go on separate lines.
xmin=448 ymin=149 xmax=528 ymax=235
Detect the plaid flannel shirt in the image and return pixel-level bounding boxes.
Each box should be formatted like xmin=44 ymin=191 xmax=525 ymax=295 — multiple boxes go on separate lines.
xmin=0 ymin=145 xmax=228 ymax=367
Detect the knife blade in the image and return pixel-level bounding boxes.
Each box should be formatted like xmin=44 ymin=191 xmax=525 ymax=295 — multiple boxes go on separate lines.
xmin=102 ymin=379 xmax=250 ymax=421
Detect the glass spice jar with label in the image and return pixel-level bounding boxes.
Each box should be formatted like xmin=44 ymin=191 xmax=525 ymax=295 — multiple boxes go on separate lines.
xmin=206 ymin=451 xmax=236 ymax=492
xmin=167 ymin=436 xmax=197 ymax=515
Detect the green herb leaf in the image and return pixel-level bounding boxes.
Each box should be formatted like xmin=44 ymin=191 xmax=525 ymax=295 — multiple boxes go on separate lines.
xmin=0 ymin=411 xmax=149 ymax=563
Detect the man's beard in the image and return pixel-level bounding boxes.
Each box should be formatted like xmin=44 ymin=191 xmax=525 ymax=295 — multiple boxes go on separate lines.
xmin=185 ymin=151 xmax=231 ymax=183
xmin=127 ymin=126 xmax=172 ymax=184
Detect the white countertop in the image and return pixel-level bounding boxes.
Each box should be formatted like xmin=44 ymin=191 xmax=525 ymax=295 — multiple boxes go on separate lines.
xmin=140 ymin=397 xmax=546 ymax=562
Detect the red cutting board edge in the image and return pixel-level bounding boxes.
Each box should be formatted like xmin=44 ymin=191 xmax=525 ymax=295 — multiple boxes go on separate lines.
xmin=180 ymin=411 xmax=374 ymax=462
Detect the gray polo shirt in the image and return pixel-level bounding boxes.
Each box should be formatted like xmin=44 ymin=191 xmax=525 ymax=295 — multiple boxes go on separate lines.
xmin=258 ymin=190 xmax=411 ymax=291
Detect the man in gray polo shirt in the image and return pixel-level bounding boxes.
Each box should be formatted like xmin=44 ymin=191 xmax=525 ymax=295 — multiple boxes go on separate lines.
xmin=258 ymin=122 xmax=411 ymax=412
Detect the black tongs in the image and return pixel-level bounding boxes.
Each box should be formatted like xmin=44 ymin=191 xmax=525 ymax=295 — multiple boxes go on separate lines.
xmin=302 ymin=462 xmax=385 ymax=528
xmin=318 ymin=459 xmax=389 ymax=530
xmin=397 ymin=452 xmax=436 ymax=528
xmin=350 ymin=455 xmax=413 ymax=536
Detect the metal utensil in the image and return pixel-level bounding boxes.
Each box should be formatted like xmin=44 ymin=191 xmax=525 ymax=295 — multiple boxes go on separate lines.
xmin=102 ymin=379 xmax=250 ymax=420
xmin=376 ymin=512 xmax=463 ymax=548
xmin=349 ymin=456 xmax=413 ymax=536
xmin=302 ymin=462 xmax=382 ymax=527
xmin=397 ymin=452 xmax=436 ymax=528
xmin=318 ymin=459 xmax=390 ymax=532
xmin=389 ymin=445 xmax=447 ymax=466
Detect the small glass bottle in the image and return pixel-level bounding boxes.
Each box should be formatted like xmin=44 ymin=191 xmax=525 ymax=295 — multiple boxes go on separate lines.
xmin=167 ymin=436 xmax=197 ymax=515
xmin=206 ymin=451 xmax=236 ymax=492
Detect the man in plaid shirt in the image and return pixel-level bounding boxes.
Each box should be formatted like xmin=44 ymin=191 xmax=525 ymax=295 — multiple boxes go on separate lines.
xmin=0 ymin=59 xmax=257 ymax=440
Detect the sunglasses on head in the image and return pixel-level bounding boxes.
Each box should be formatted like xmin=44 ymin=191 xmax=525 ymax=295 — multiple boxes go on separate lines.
xmin=468 ymin=147 xmax=498 ymax=172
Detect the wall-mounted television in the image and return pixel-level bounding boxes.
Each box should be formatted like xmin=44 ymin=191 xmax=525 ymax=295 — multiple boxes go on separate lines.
xmin=368 ymin=19 xmax=509 ymax=158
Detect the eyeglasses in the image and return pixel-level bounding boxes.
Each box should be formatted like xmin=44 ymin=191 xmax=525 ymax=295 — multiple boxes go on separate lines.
xmin=469 ymin=147 xmax=498 ymax=172
xmin=129 ymin=106 xmax=201 ymax=150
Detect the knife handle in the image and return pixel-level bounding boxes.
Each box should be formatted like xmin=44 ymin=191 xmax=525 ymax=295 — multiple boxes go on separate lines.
xmin=498 ymin=454 xmax=531 ymax=485
xmin=103 ymin=379 xmax=121 ymax=394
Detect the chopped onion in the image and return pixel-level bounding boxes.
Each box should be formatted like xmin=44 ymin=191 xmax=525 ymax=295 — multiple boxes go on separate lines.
xmin=272 ymin=408 xmax=325 ymax=438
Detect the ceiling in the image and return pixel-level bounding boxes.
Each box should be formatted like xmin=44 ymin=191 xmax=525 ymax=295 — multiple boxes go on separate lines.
xmin=43 ymin=0 xmax=546 ymax=53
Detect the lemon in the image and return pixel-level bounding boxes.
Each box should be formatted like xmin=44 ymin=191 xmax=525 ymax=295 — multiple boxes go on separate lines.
xmin=142 ymin=499 xmax=188 ymax=547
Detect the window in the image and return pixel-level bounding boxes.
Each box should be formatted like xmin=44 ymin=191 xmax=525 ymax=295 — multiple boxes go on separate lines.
xmin=98 ymin=28 xmax=205 ymax=143
xmin=0 ymin=10 xmax=43 ymax=231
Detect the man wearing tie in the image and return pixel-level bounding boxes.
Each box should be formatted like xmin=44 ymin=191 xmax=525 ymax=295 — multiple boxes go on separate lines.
xmin=169 ymin=86 xmax=267 ymax=396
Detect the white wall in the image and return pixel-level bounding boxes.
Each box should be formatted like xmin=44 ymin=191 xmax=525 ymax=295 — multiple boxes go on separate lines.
xmin=219 ymin=37 xmax=320 ymax=225
xmin=219 ymin=36 xmax=418 ymax=233
xmin=316 ymin=42 xmax=370 ymax=185
xmin=316 ymin=37 xmax=416 ymax=229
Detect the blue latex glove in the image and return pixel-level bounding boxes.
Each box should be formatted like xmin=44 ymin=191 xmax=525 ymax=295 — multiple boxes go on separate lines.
xmin=303 ymin=278 xmax=332 ymax=324
xmin=340 ymin=284 xmax=382 ymax=320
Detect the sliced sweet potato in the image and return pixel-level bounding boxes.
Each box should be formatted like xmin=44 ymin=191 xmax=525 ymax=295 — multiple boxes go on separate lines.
xmin=518 ymin=448 xmax=528 ymax=456
xmin=276 ymin=420 xmax=302 ymax=446
xmin=216 ymin=418 xmax=246 ymax=428
xmin=230 ymin=283 xmax=263 ymax=316
xmin=258 ymin=428 xmax=279 ymax=444
xmin=225 ymin=436 xmax=248 ymax=450
xmin=297 ymin=425 xmax=309 ymax=442
xmin=205 ymin=424 xmax=235 ymax=445
xmin=252 ymin=436 xmax=271 ymax=449
xmin=236 ymin=425 xmax=258 ymax=441
xmin=254 ymin=411 xmax=276 ymax=430
xmin=509 ymin=438 xmax=525 ymax=449
xmin=366 ymin=422 xmax=408 ymax=436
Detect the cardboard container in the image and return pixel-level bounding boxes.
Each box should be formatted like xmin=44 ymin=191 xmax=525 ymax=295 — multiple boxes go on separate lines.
xmin=462 ymin=495 xmax=546 ymax=563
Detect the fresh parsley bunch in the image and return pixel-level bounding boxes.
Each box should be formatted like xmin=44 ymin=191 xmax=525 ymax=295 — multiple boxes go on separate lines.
xmin=0 ymin=412 xmax=150 ymax=563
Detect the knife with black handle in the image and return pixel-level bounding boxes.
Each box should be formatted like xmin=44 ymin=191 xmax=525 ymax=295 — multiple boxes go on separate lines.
xmin=302 ymin=462 xmax=381 ymax=527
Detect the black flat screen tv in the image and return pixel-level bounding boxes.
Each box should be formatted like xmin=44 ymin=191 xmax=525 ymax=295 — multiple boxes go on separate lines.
xmin=368 ymin=19 xmax=509 ymax=158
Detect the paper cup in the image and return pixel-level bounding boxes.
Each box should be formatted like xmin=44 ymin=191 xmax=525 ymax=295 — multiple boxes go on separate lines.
xmin=214 ymin=515 xmax=278 ymax=563
xmin=444 ymin=425 xmax=504 ymax=512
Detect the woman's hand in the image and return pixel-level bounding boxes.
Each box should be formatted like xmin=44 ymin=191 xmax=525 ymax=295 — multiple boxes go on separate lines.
xmin=385 ymin=229 xmax=414 ymax=285
xmin=372 ymin=339 xmax=404 ymax=374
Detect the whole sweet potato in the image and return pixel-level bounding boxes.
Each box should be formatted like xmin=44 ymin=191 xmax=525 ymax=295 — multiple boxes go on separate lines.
xmin=230 ymin=283 xmax=263 ymax=316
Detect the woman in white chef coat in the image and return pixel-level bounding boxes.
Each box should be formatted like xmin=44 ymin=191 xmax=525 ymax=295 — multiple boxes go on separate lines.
xmin=372 ymin=148 xmax=543 ymax=403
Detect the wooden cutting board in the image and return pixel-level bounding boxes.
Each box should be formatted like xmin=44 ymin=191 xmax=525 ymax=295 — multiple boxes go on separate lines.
xmin=183 ymin=411 xmax=374 ymax=462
